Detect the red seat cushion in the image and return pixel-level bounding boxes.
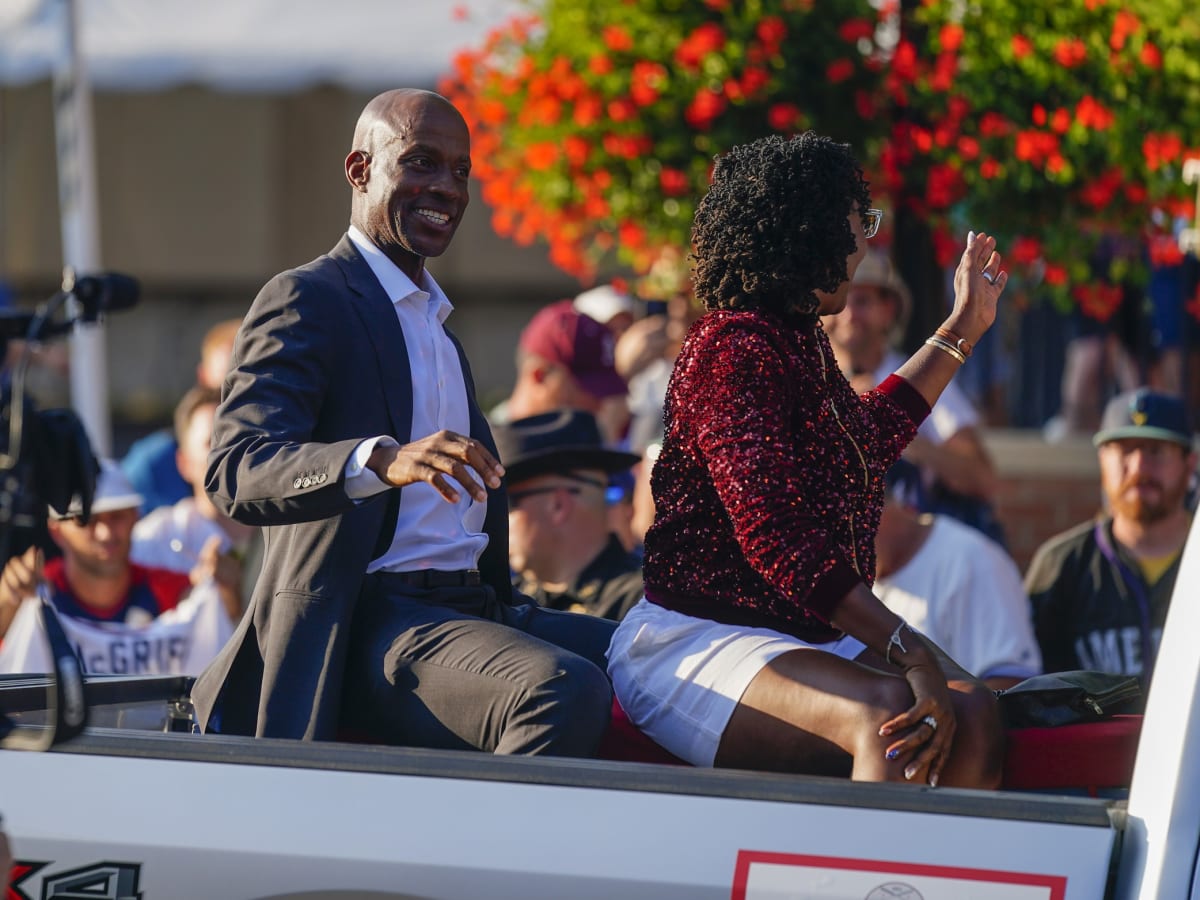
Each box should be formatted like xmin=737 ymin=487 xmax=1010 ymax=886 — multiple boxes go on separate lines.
xmin=1001 ymin=715 xmax=1142 ymax=793
xmin=599 ymin=698 xmax=1144 ymax=792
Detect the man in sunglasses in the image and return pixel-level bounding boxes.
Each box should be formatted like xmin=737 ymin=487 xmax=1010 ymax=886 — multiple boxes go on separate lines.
xmin=494 ymin=410 xmax=644 ymax=622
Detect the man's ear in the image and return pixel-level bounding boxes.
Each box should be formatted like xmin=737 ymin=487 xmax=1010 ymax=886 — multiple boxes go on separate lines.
xmin=46 ymin=519 xmax=66 ymax=550
xmin=346 ymin=150 xmax=371 ymax=191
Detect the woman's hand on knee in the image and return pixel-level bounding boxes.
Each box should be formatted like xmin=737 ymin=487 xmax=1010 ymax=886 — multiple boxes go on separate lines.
xmin=878 ymin=664 xmax=957 ymax=787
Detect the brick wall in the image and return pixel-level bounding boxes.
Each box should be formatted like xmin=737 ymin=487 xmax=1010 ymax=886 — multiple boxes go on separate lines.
xmin=983 ymin=431 xmax=1102 ymax=574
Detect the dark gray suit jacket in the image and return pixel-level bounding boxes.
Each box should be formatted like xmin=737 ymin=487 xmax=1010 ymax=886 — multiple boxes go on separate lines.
xmin=190 ymin=236 xmax=512 ymax=740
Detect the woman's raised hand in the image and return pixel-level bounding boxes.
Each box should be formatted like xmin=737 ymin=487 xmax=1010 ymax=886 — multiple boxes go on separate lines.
xmin=947 ymin=230 xmax=1007 ymax=346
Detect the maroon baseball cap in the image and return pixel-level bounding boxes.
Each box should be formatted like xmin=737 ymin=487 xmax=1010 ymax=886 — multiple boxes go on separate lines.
xmin=519 ymin=300 xmax=627 ymax=399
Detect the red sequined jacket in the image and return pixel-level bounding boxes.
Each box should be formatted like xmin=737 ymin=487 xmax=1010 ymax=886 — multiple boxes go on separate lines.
xmin=642 ymin=309 xmax=930 ymax=643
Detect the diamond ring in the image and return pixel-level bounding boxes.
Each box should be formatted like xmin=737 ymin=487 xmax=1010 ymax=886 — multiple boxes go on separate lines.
xmin=921 ymin=714 xmax=938 ymax=731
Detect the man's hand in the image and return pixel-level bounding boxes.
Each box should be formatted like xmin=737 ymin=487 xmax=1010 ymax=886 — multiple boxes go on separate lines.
xmin=368 ymin=431 xmax=504 ymax=504
xmin=190 ymin=535 xmax=244 ymax=621
xmin=0 ymin=546 xmax=43 ymax=641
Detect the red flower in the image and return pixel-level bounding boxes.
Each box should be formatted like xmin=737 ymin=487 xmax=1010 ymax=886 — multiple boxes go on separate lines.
xmin=676 ymin=23 xmax=726 ymax=69
xmin=660 ymin=167 xmax=690 ymax=197
xmin=756 ymin=16 xmax=787 ymax=50
xmin=588 ymin=54 xmax=613 ymax=76
xmin=573 ymin=95 xmax=603 ymax=127
xmin=607 ymin=98 xmax=636 ymax=122
xmin=838 ymin=18 xmax=875 ymax=43
xmin=630 ymin=61 xmax=667 ymax=106
xmin=1043 ymin=264 xmax=1068 ymax=286
xmin=1011 ymin=237 xmax=1043 ymax=265
xmin=892 ymin=40 xmax=918 ymax=83
xmin=926 ymin=163 xmax=965 ymax=209
xmin=980 ymin=158 xmax=1001 ymax=179
xmin=451 ymin=4 xmax=469 ymax=22
xmin=956 ymin=135 xmax=980 ymax=160
xmin=1140 ymin=42 xmax=1162 ymax=68
xmin=939 ymin=24 xmax=964 ymax=52
xmin=827 ymin=58 xmax=855 ymax=84
xmin=1053 ymin=38 xmax=1087 ymax=68
xmin=684 ymin=87 xmax=727 ymax=129
xmin=1110 ymin=10 xmax=1140 ymax=51
xmin=740 ymin=67 xmax=770 ymax=97
xmin=602 ymin=25 xmax=633 ymax=52
xmin=1011 ymin=35 xmax=1033 ymax=59
xmin=1050 ymin=108 xmax=1071 ymax=134
xmin=1032 ymin=104 xmax=1047 ymax=126
xmin=768 ymin=102 xmax=802 ymax=131
xmin=979 ymin=112 xmax=1011 ymax=137
xmin=1075 ymin=96 xmax=1114 ymax=130
xmin=563 ymin=136 xmax=590 ymax=168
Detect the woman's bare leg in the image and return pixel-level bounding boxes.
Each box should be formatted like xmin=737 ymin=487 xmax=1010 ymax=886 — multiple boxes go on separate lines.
xmin=714 ymin=646 xmax=1003 ymax=788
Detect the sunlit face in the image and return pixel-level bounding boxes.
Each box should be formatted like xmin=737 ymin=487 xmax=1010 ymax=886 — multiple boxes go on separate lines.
xmin=1098 ymin=438 xmax=1195 ymax=524
xmin=814 ymin=210 xmax=869 ymax=316
xmin=353 ymin=95 xmax=471 ymax=281
xmin=177 ymin=403 xmax=217 ymax=488
xmin=49 ymin=508 xmax=140 ymax=579
xmin=823 ymin=283 xmax=897 ymax=356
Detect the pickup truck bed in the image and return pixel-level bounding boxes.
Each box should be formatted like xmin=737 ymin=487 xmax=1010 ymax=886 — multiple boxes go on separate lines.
xmin=2 ymin=674 xmax=1122 ymax=899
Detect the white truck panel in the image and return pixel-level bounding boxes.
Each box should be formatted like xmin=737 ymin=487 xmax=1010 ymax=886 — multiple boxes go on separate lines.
xmin=4 ymin=749 xmax=1116 ymax=899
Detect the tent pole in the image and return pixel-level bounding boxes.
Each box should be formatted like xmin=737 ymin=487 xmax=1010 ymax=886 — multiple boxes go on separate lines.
xmin=52 ymin=0 xmax=111 ymax=457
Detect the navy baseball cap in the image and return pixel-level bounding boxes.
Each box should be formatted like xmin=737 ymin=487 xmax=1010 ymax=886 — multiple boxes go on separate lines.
xmin=1093 ymin=389 xmax=1193 ymax=448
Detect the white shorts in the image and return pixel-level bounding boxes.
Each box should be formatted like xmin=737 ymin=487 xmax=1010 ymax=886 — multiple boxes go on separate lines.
xmin=606 ymin=598 xmax=867 ymax=767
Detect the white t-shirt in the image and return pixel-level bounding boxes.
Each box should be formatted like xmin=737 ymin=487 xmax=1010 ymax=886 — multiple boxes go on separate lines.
xmin=131 ymin=498 xmax=230 ymax=573
xmin=0 ymin=581 xmax=234 ymax=676
xmin=875 ymin=349 xmax=979 ymax=446
xmin=874 ymin=516 xmax=1041 ymax=681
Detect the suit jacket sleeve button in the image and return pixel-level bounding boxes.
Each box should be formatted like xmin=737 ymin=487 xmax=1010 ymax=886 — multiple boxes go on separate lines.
xmin=293 ymin=477 xmax=303 ymax=489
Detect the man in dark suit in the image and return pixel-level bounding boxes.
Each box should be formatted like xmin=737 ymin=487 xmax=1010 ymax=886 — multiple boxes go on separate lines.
xmin=190 ymin=89 xmax=614 ymax=756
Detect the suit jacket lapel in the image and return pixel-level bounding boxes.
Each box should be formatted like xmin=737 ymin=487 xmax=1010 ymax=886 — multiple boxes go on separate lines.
xmin=330 ymin=235 xmax=414 ymax=443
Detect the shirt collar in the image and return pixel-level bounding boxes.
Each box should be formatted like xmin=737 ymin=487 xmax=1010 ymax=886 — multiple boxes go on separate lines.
xmin=347 ymin=225 xmax=453 ymax=324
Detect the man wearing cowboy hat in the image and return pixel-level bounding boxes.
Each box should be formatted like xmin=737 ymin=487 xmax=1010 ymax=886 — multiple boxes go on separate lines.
xmin=1027 ymin=388 xmax=1196 ymax=688
xmin=493 ymin=409 xmax=644 ymax=622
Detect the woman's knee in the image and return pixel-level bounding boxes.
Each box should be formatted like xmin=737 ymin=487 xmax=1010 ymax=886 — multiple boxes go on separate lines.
xmin=948 ymin=681 xmax=1005 ymax=788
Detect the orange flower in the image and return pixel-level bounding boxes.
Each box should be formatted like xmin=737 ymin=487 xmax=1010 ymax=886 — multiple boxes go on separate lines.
xmin=573 ymin=95 xmax=603 ymax=127
xmin=563 ymin=136 xmax=590 ymax=168
xmin=525 ymin=142 xmax=559 ymax=171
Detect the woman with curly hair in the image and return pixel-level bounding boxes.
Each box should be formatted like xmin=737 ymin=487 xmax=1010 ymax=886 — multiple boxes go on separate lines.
xmin=607 ymin=132 xmax=1008 ymax=787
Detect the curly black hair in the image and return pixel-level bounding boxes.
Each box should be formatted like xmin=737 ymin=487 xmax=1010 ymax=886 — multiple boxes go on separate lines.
xmin=690 ymin=131 xmax=871 ymax=319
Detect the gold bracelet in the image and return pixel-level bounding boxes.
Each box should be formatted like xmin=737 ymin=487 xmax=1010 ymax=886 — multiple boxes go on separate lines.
xmin=934 ymin=327 xmax=973 ymax=358
xmin=925 ymin=336 xmax=966 ymax=365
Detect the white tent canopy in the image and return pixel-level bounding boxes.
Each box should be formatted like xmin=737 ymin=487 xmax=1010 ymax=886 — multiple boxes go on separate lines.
xmin=0 ymin=0 xmax=520 ymax=91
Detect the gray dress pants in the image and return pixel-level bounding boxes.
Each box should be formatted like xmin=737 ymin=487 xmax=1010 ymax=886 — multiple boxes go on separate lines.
xmin=341 ymin=576 xmax=616 ymax=757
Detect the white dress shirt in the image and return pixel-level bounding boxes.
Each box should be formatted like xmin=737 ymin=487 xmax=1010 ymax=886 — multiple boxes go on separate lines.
xmin=343 ymin=226 xmax=489 ymax=573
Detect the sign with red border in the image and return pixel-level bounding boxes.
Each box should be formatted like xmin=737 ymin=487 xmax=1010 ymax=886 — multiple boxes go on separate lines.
xmin=732 ymin=851 xmax=1067 ymax=900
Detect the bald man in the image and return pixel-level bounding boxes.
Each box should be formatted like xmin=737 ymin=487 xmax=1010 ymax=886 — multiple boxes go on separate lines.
xmin=190 ymin=89 xmax=614 ymax=756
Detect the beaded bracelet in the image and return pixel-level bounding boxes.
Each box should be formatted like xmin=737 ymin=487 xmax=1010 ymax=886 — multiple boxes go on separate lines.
xmin=925 ymin=336 xmax=966 ymax=365
xmin=934 ymin=327 xmax=973 ymax=358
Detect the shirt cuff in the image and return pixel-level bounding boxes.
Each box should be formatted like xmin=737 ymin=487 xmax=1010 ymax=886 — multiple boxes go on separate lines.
xmin=878 ymin=373 xmax=931 ymax=428
xmin=344 ymin=436 xmax=398 ymax=500
xmin=806 ymin=561 xmax=863 ymax=621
